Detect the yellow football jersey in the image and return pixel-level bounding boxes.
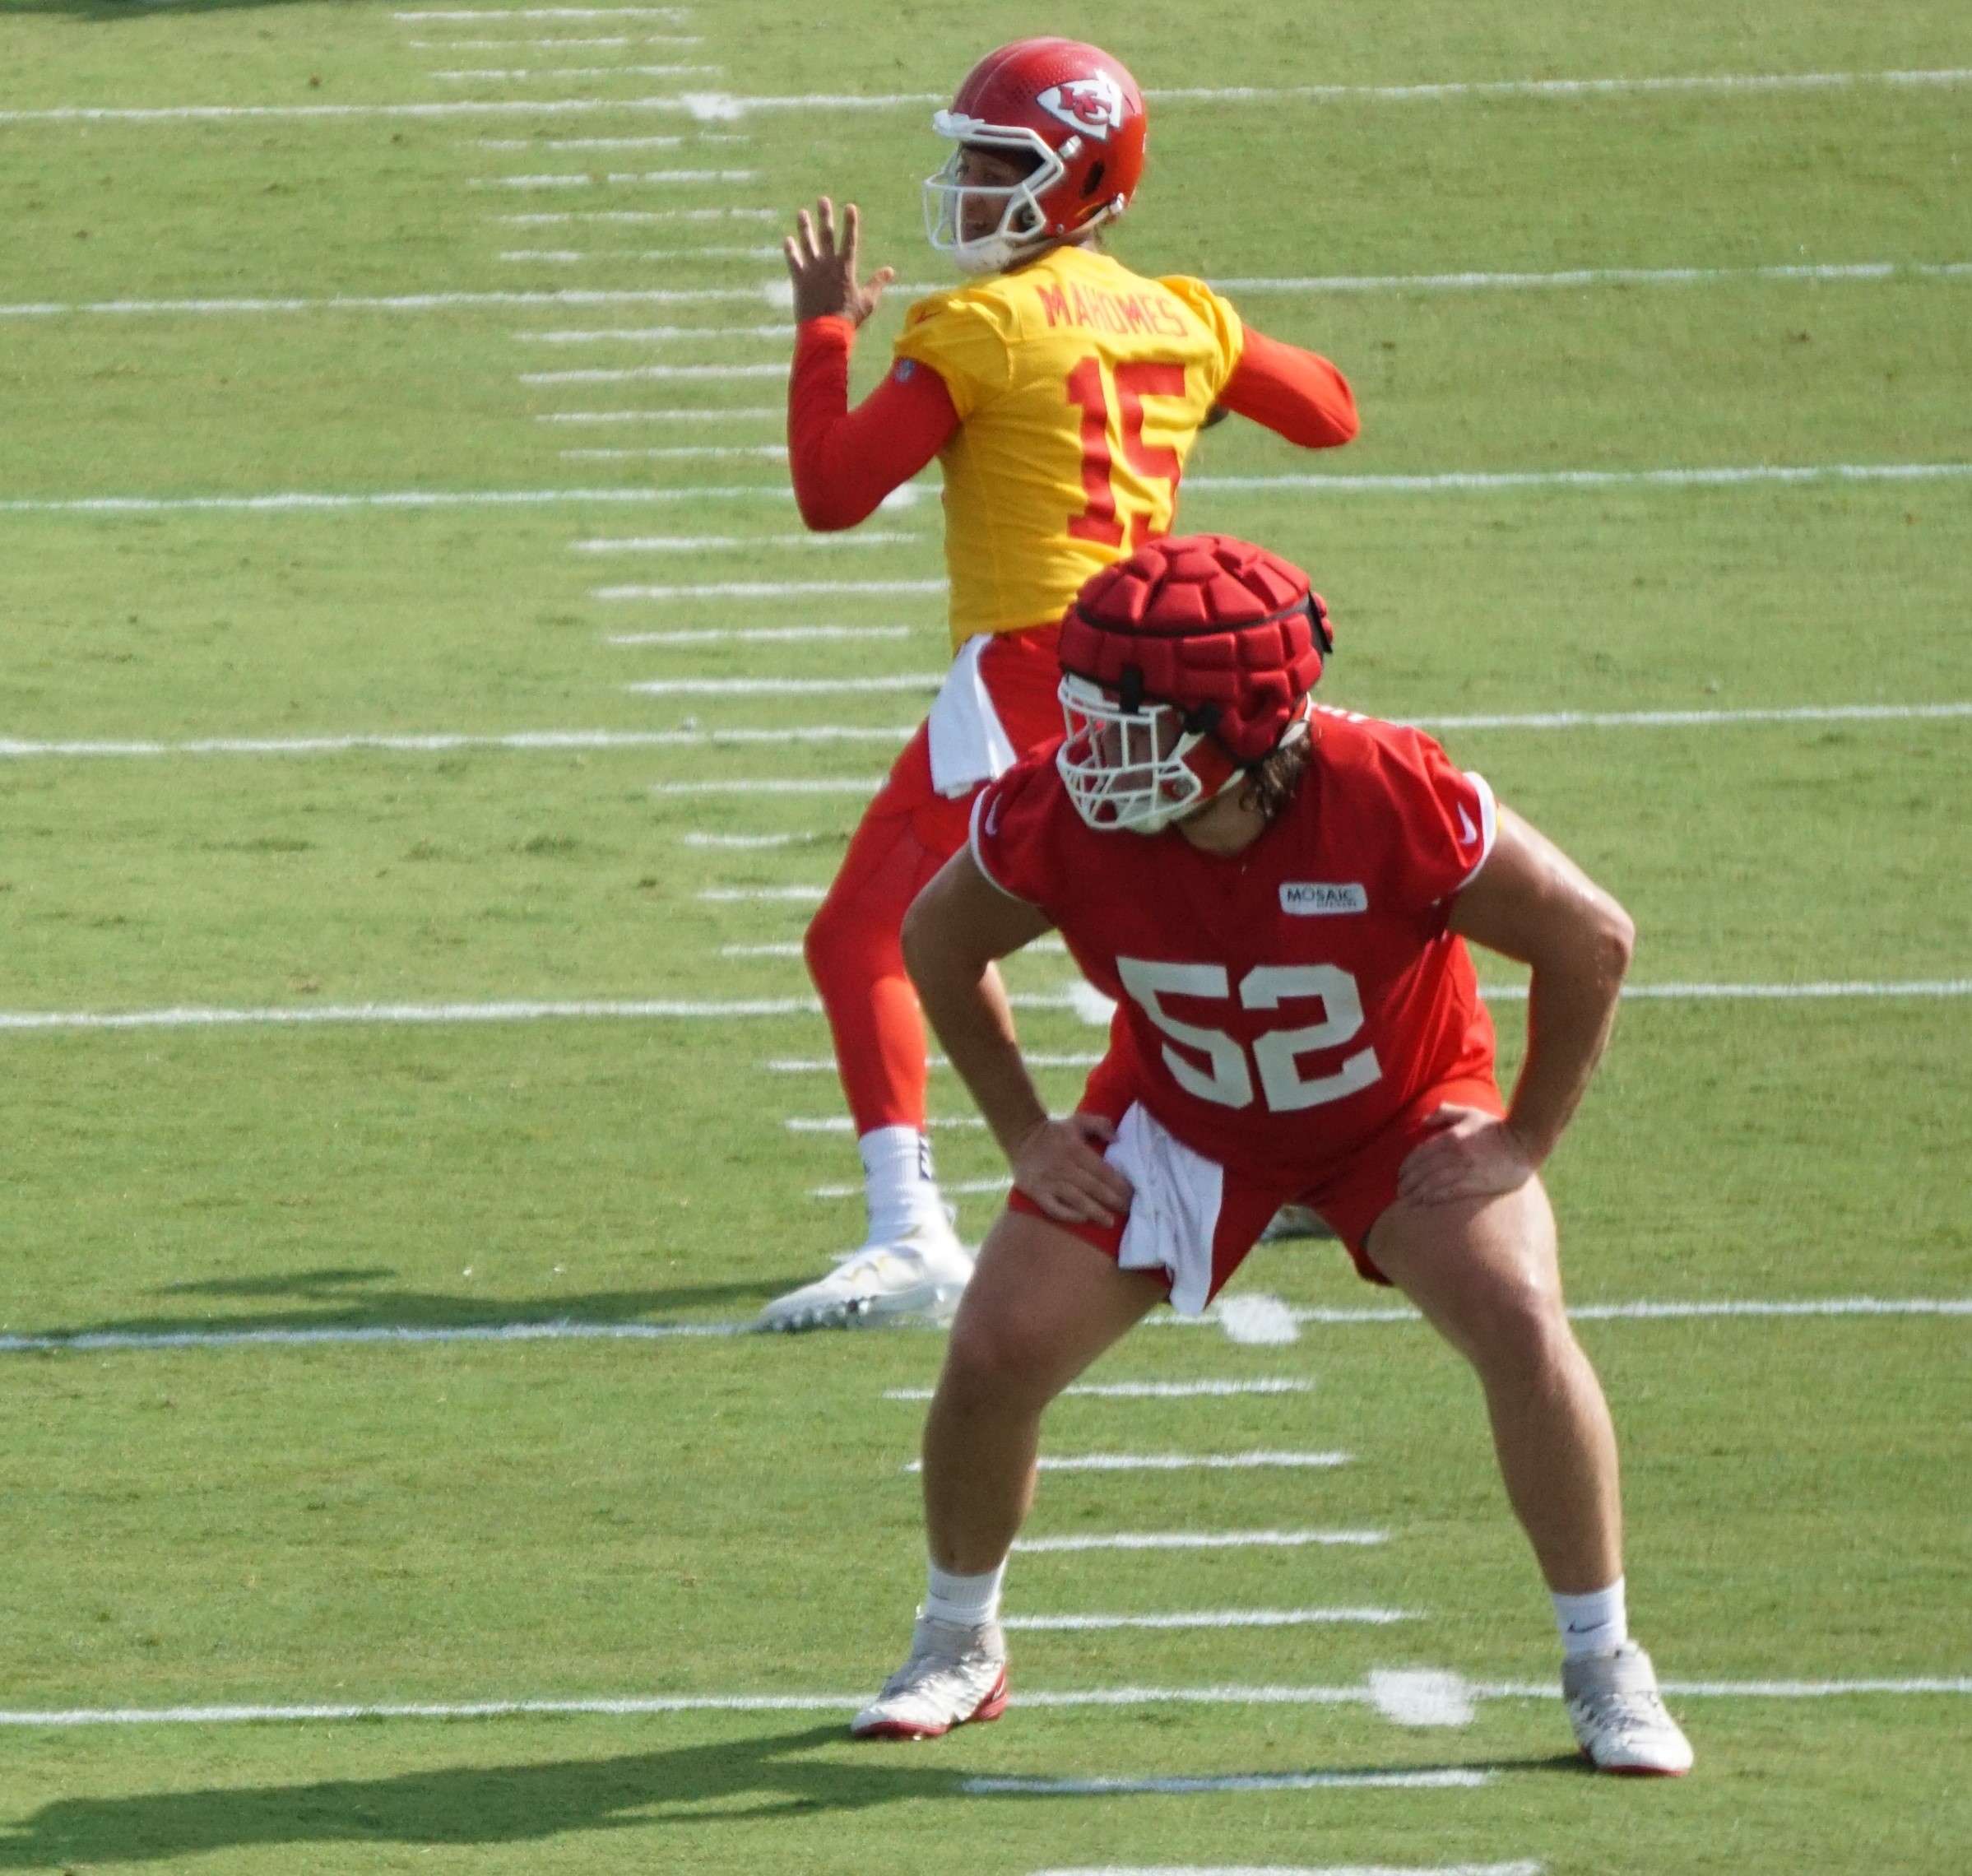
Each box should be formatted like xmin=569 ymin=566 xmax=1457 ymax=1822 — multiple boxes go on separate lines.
xmin=893 ymin=244 xmax=1245 ymax=652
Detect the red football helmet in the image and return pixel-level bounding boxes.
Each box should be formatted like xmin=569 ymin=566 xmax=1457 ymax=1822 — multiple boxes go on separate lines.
xmin=924 ymin=38 xmax=1148 ymax=276
xmin=1056 ymin=536 xmax=1333 ymax=834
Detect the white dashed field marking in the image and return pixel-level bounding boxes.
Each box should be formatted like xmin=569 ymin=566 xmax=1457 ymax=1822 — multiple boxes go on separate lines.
xmin=517 ymin=323 xmax=790 ymax=342
xmin=768 ymin=1048 xmax=1095 ymax=1073
xmin=0 ymin=288 xmax=783 ymax=321
xmin=6 ymin=1676 xmax=1958 ymax=1726
xmin=545 ymin=408 xmax=781 ymax=425
xmin=633 ymin=674 xmax=936 ymax=694
xmin=608 ymin=625 xmax=910 ymax=645
xmin=522 ymin=363 xmax=784 ymax=383
xmin=432 ymin=64 xmax=722 ymax=80
xmin=884 ymin=1379 xmax=1311 ymax=1401
xmin=561 ymin=445 xmax=786 ymax=461
xmin=809 ymin=1177 xmax=1009 ymax=1200
xmin=601 ymin=582 xmax=942 ymax=601
xmin=1032 ymin=1865 xmax=1540 ymax=1876
xmin=1006 ymin=1609 xmax=1417 ymax=1632
xmin=577 ymin=531 xmax=920 ymax=550
xmin=1369 ymin=1669 xmax=1479 ymax=1726
xmin=967 ymin=1770 xmax=1492 ymax=1796
xmin=9 ymin=466 xmax=1970 ymax=513
xmin=506 ymin=243 xmax=778 ymax=259
xmin=685 ymin=834 xmax=828 ymax=851
xmin=475 ymin=165 xmax=752 ymax=188
xmin=497 ymin=208 xmax=780 ymax=223
xmin=396 ymin=8 xmax=695 ymax=18
xmin=1219 ymin=259 xmax=1972 ymax=295
xmin=552 ymin=408 xmax=781 ymax=428
xmin=696 ymin=885 xmax=824 ymax=903
xmin=12 ymin=67 xmax=1971 ymax=123
xmin=786 ymin=1115 xmax=985 ymax=1132
xmin=1015 ymin=1530 xmax=1388 ymax=1553
xmin=3 ymin=1301 xmax=1958 ymax=1360
xmin=903 ymin=1452 xmax=1353 ymax=1475
xmin=560 ymin=443 xmax=786 ymax=457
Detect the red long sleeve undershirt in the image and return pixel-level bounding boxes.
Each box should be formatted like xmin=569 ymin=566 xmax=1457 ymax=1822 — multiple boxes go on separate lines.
xmin=786 ymin=313 xmax=1360 ymax=533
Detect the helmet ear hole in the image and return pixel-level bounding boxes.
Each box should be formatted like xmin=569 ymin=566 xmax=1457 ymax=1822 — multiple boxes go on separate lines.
xmin=1082 ymin=160 xmax=1106 ymax=199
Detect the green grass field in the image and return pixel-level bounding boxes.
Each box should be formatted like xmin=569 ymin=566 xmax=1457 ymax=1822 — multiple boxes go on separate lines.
xmin=2 ymin=2 xmax=1969 ymax=1871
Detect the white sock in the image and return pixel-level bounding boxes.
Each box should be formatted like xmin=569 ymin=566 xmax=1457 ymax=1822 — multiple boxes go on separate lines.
xmin=859 ymin=1125 xmax=944 ymax=1244
xmin=924 ymin=1558 xmax=1005 ymax=1628
xmin=1552 ymin=1577 xmax=1629 ymax=1660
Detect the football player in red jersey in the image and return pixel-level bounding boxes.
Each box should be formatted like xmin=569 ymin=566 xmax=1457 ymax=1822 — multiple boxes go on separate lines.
xmin=850 ymin=536 xmax=1695 ymax=1777
xmin=760 ymin=39 xmax=1360 ymax=1330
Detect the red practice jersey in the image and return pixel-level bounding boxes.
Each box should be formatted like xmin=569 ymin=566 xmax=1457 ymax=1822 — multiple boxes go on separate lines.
xmin=969 ymin=707 xmax=1501 ymax=1185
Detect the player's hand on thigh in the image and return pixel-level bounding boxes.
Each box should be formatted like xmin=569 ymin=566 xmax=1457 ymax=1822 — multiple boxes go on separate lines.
xmin=1011 ymin=1114 xmax=1134 ymax=1227
xmin=1396 ymin=1103 xmax=1538 ymax=1206
xmin=782 ymin=197 xmax=895 ymax=326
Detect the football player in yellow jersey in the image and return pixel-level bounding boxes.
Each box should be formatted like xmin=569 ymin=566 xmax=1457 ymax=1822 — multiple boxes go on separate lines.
xmin=761 ymin=38 xmax=1359 ymax=1330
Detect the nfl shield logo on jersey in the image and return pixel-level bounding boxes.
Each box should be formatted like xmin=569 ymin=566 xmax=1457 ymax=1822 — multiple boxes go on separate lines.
xmin=1037 ymin=73 xmax=1125 ymax=141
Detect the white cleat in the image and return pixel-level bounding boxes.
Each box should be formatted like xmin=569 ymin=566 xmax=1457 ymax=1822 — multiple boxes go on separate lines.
xmin=851 ymin=1614 xmax=1009 ymax=1740
xmin=755 ymin=1216 xmax=975 ymax=1332
xmin=1562 ymin=1641 xmax=1695 ymax=1776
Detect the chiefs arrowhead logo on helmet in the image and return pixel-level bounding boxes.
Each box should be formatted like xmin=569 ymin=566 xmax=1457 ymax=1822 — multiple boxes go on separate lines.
xmin=1036 ymin=73 xmax=1125 ymax=142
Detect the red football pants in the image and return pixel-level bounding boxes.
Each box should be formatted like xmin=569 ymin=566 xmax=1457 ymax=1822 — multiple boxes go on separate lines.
xmin=805 ymin=626 xmax=1064 ymax=1135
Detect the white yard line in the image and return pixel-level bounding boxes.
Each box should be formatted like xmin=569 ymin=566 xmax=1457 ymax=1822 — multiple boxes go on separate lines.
xmin=721 ymin=942 xmax=805 ymax=954
xmin=811 ymin=1177 xmax=1009 ymax=1198
xmin=545 ymin=408 xmax=781 ymax=424
xmin=0 ymin=287 xmax=782 ymax=319
xmin=769 ymin=1048 xmax=1093 ymax=1073
xmin=397 ymin=8 xmax=695 ymax=18
xmin=433 ymin=64 xmax=722 ymax=80
xmin=517 ymin=323 xmax=789 ymax=341
xmin=968 ymin=1771 xmax=1492 ymax=1795
xmin=561 ymin=443 xmax=785 ymax=458
xmin=8 ymin=463 xmax=1970 ymax=512
xmin=666 ymin=68 xmax=1972 ymax=120
xmin=903 ymin=1452 xmax=1353 ymax=1474
xmin=497 ymin=207 xmax=779 ymax=222
xmin=1034 ymin=1865 xmax=1539 ymax=1876
xmin=476 ymin=167 xmax=755 ymax=188
xmin=884 ymin=1379 xmax=1311 ymax=1401
xmin=1369 ymin=1669 xmax=1478 ymax=1726
xmin=1 ymin=709 xmax=1963 ymax=759
xmin=6 ymin=1677 xmax=1960 ymax=1727
xmin=523 ymin=362 xmax=784 ymax=381
xmin=480 ymin=132 xmax=686 ymax=147
xmin=786 ymin=1115 xmax=985 ymax=1131
xmin=1016 ymin=1530 xmax=1388 ymax=1553
xmin=608 ymin=625 xmax=911 ymax=645
xmin=12 ymin=67 xmax=1972 ymax=124
xmin=685 ymin=833 xmax=827 ymax=851
xmin=653 ymin=778 xmax=884 ymax=796
xmin=1007 ymin=1609 xmax=1416 ymax=1631
xmin=1218 ymin=259 xmax=1972 ymax=295
xmin=1187 ymin=462 xmax=1972 ymax=495
xmin=577 ymin=531 xmax=919 ymax=550
xmin=505 ymin=244 xmax=779 ymax=258
xmin=432 ymin=39 xmax=705 ymax=53
xmin=697 ymin=885 xmax=824 ymax=902
xmin=601 ymin=581 xmax=941 ymax=601
xmin=630 ymin=672 xmax=938 ymax=691
xmin=3 ymin=1300 xmax=1959 ymax=1359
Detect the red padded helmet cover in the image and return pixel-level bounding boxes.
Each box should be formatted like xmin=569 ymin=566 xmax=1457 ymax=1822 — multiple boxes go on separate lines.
xmin=1058 ymin=535 xmax=1330 ymax=763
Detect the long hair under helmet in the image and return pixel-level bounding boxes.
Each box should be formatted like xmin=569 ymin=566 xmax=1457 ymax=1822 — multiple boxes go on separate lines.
xmin=1056 ymin=534 xmax=1333 ymax=834
xmin=924 ymin=38 xmax=1148 ymax=276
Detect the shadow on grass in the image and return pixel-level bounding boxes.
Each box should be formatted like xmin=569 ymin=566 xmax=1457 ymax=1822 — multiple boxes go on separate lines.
xmin=0 ymin=1725 xmax=949 ymax=1864
xmin=4 ymin=1266 xmax=777 ymax=1345
xmin=0 ymin=1729 xmax=1583 ymax=1865
xmin=9 ymin=2 xmax=332 ymax=19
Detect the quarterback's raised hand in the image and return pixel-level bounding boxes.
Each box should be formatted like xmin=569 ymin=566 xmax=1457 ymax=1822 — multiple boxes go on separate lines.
xmin=1395 ymin=1103 xmax=1538 ymax=1207
xmin=1010 ymin=1113 xmax=1134 ymax=1228
xmin=784 ymin=197 xmax=895 ymax=327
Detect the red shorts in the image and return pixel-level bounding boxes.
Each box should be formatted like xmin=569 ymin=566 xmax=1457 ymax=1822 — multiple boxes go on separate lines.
xmin=1009 ymin=1069 xmax=1505 ymax=1307
xmin=860 ymin=624 xmax=1065 ymax=856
